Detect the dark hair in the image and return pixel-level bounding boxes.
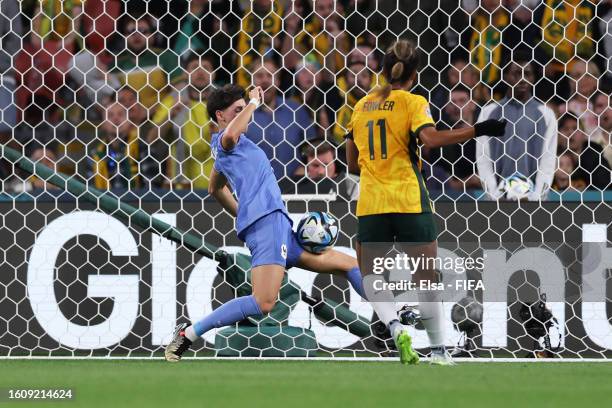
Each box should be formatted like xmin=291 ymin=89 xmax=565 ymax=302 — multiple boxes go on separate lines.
xmin=503 ymin=48 xmax=533 ymax=74
xmin=206 ymin=84 xmax=245 ymax=121
xmin=120 ymin=14 xmax=153 ymax=35
xmin=589 ymin=91 xmax=607 ymax=106
xmin=302 ymin=141 xmax=335 ymax=160
xmin=181 ymin=52 xmax=216 ymax=71
xmin=450 ymin=84 xmax=471 ymax=96
xmin=375 ymin=40 xmax=419 ymax=100
xmin=247 ymin=56 xmax=278 ymax=75
xmin=558 ymin=112 xmax=578 ymax=129
xmin=450 ymin=49 xmax=469 ymax=65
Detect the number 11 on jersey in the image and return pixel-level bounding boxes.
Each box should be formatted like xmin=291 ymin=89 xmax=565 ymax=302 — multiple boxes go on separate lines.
xmin=366 ymin=119 xmax=387 ymax=160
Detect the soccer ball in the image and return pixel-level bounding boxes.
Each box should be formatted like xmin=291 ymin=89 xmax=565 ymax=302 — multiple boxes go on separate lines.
xmin=503 ymin=173 xmax=534 ymax=200
xmin=296 ymin=211 xmax=339 ymax=254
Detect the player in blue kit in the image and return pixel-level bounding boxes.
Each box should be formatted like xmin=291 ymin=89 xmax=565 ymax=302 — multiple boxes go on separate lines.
xmin=165 ymin=84 xmax=376 ymax=362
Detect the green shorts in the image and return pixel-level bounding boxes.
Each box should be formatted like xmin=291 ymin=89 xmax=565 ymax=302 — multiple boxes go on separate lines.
xmin=357 ymin=212 xmax=437 ymax=243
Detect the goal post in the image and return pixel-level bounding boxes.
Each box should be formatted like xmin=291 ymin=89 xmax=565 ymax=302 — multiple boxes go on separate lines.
xmin=0 ymin=1 xmax=610 ymax=360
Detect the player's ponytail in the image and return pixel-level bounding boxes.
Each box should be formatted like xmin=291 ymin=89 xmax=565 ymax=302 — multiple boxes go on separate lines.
xmin=374 ymin=40 xmax=419 ymax=100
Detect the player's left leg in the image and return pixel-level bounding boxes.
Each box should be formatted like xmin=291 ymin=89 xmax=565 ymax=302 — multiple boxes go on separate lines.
xmin=394 ymin=213 xmax=454 ymax=365
xmin=165 ymin=211 xmax=288 ymax=362
xmin=294 ymin=248 xmax=366 ymax=298
xmin=164 ymin=264 xmax=283 ymax=362
xmin=407 ymin=241 xmax=453 ymax=365
xmin=291 ymin=232 xmax=418 ymax=365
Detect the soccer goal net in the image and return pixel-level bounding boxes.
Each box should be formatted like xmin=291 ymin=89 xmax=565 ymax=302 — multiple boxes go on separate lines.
xmin=0 ymin=0 xmax=610 ymax=359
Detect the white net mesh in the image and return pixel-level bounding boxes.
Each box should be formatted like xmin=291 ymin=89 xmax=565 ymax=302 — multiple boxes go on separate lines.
xmin=0 ymin=0 xmax=610 ymax=359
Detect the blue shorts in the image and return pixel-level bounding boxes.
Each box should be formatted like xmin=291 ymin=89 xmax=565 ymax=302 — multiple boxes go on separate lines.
xmin=242 ymin=210 xmax=303 ymax=268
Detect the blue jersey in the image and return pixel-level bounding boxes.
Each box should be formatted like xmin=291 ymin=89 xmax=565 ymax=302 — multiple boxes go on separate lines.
xmin=211 ymin=130 xmax=290 ymax=239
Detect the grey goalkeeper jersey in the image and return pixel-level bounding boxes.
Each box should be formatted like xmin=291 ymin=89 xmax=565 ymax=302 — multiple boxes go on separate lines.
xmin=476 ymin=97 xmax=558 ymax=200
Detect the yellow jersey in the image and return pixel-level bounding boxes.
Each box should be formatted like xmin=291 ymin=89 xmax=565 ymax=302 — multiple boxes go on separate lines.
xmin=152 ymin=95 xmax=213 ymax=189
xmin=347 ymin=90 xmax=435 ymax=216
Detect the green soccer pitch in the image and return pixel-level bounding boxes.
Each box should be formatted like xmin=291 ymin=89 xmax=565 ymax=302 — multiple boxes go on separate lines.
xmin=1 ymin=360 xmax=611 ymax=408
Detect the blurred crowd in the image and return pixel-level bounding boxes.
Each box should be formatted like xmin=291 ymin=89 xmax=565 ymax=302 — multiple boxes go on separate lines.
xmin=0 ymin=0 xmax=610 ymax=198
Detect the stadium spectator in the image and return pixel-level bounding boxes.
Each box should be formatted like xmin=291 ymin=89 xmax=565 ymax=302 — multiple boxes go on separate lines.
xmin=3 ymin=146 xmax=61 ymax=194
xmin=557 ymin=113 xmax=611 ymax=191
xmin=466 ymin=0 xmax=512 ymax=92
xmin=14 ymin=0 xmax=81 ymax=116
xmin=346 ymin=42 xmax=380 ymax=73
xmin=331 ymin=61 xmax=372 ymax=146
xmin=88 ymin=101 xmax=141 ymax=190
xmin=170 ymin=0 xmax=238 ymax=85
xmin=552 ymin=151 xmax=587 ymax=192
xmin=289 ymin=56 xmax=340 ymax=141
xmin=431 ymin=55 xmax=486 ymax=122
xmin=476 ymin=53 xmax=558 ymax=200
xmin=465 ymin=0 xmax=542 ymax=98
xmin=539 ymin=0 xmax=597 ymax=79
xmin=118 ymin=86 xmax=149 ymax=128
xmin=68 ymin=51 xmax=119 ymax=114
xmin=247 ymin=58 xmax=315 ymax=181
xmin=26 ymin=147 xmax=61 ymax=191
xmin=591 ymin=92 xmax=612 ymax=167
xmin=236 ymin=0 xmax=283 ymax=89
xmin=111 ymin=15 xmax=179 ymax=109
xmin=598 ymin=0 xmax=612 ymax=80
xmin=30 ymin=0 xmax=83 ymax=49
xmin=146 ymin=54 xmax=215 ymax=190
xmin=563 ymin=59 xmax=602 ymax=136
xmin=434 ymin=85 xmax=481 ymax=191
xmin=0 ymin=0 xmax=22 ymax=180
xmin=280 ymin=141 xmax=358 ymax=200
xmin=284 ymin=0 xmax=350 ymax=77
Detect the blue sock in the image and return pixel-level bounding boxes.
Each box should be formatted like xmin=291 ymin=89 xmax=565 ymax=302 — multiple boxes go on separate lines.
xmin=193 ymin=294 xmax=263 ymax=336
xmin=347 ymin=267 xmax=366 ymax=299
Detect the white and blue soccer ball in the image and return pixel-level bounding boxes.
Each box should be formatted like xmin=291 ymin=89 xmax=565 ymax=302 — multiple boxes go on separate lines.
xmin=503 ymin=173 xmax=534 ymax=200
xmin=296 ymin=211 xmax=339 ymax=254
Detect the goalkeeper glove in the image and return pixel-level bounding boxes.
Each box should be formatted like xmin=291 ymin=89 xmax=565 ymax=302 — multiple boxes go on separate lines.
xmin=474 ymin=119 xmax=507 ymax=138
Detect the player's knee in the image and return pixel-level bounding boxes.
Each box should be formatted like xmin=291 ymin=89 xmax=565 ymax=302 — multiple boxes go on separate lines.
xmin=257 ymin=299 xmax=276 ymax=314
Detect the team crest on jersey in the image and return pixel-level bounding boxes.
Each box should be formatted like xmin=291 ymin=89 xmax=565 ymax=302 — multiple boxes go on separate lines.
xmin=281 ymin=244 xmax=287 ymax=259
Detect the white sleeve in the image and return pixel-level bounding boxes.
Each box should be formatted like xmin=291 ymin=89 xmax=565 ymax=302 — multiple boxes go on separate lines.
xmin=530 ymin=106 xmax=558 ymax=201
xmin=475 ymin=104 xmax=503 ymax=200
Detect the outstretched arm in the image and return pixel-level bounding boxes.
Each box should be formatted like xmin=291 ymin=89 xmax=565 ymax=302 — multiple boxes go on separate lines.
xmin=418 ymin=119 xmax=507 ymax=149
xmin=208 ymin=168 xmax=237 ymax=217
xmin=222 ymin=87 xmax=263 ymax=151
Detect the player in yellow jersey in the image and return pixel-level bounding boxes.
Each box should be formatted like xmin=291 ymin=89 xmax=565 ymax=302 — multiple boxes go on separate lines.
xmin=345 ymin=40 xmax=506 ymax=365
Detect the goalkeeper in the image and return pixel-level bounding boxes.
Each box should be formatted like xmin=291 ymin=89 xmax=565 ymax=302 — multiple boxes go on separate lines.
xmin=345 ymin=40 xmax=506 ymax=365
xmin=165 ymin=84 xmax=367 ymax=362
